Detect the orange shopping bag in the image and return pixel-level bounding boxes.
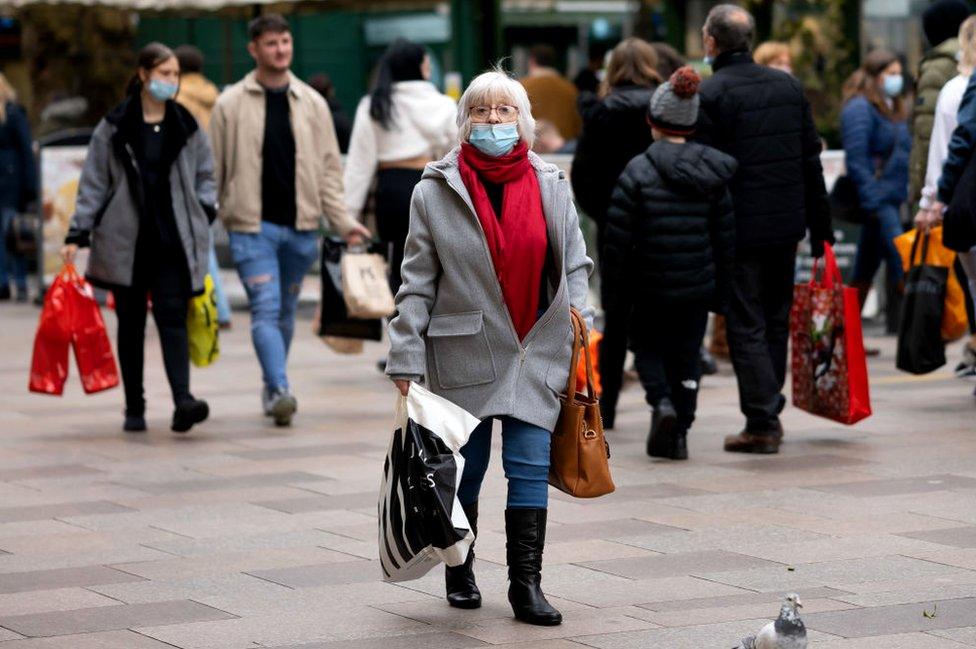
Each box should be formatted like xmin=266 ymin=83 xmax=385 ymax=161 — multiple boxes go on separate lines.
xmin=575 ymin=329 xmax=603 ymax=396
xmin=894 ymin=227 xmax=967 ymax=342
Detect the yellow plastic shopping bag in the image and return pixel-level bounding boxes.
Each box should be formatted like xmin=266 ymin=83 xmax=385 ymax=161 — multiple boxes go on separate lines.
xmin=894 ymin=227 xmax=968 ymax=342
xmin=187 ymin=274 xmax=219 ymax=367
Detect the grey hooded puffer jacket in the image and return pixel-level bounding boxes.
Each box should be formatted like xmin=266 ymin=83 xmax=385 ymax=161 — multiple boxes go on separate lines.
xmin=66 ymin=97 xmax=216 ymax=295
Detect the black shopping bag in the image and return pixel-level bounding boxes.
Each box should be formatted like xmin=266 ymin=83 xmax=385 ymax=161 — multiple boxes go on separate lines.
xmin=896 ymin=233 xmax=947 ymax=374
xmin=319 ymin=237 xmax=384 ymax=341
xmin=378 ymin=384 xmax=480 ymax=582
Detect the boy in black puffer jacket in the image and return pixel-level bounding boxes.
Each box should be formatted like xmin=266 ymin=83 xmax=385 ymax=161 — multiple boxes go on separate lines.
xmin=603 ymin=66 xmax=737 ymax=461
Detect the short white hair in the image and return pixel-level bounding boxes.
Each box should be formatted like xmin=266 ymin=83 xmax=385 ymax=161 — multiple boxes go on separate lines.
xmin=456 ymin=69 xmax=536 ymax=149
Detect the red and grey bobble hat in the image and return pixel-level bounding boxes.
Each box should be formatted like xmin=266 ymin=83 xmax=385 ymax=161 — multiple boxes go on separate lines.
xmin=647 ymin=66 xmax=701 ymax=136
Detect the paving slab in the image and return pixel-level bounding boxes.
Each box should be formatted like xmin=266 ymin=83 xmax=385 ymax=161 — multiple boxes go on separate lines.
xmin=0 ymin=566 xmax=143 ymax=594
xmin=0 ymin=600 xmax=236 ymax=637
xmin=804 ymin=597 xmax=976 ymax=637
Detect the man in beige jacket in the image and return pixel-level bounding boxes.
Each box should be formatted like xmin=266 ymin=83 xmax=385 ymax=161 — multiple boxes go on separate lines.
xmin=210 ymin=13 xmax=370 ymax=426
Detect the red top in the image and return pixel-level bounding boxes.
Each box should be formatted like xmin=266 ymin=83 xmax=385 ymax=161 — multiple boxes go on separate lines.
xmin=458 ymin=142 xmax=549 ymax=341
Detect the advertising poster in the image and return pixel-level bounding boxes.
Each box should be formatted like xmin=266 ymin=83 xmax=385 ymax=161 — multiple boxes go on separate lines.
xmin=40 ymin=145 xmax=88 ymax=284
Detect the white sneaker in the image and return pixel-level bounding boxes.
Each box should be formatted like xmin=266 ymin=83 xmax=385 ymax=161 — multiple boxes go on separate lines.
xmin=955 ymin=344 xmax=976 ymax=382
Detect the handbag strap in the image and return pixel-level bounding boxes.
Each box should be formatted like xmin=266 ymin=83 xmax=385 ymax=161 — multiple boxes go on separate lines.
xmin=564 ymin=309 xmax=584 ymax=398
xmin=909 ymin=230 xmax=931 ymax=267
xmin=564 ymin=307 xmax=597 ymax=399
xmin=810 ymin=242 xmax=841 ymax=289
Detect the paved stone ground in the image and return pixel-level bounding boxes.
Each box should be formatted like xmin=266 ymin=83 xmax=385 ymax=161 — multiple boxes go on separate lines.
xmin=4 ymin=300 xmax=976 ymax=648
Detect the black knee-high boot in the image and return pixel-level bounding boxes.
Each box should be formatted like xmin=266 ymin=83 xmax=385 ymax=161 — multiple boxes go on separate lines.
xmin=505 ymin=508 xmax=562 ymax=626
xmin=445 ymin=501 xmax=480 ymax=608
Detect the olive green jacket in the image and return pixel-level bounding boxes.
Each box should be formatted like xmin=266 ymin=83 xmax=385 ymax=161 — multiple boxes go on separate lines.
xmin=910 ymin=38 xmax=960 ymax=209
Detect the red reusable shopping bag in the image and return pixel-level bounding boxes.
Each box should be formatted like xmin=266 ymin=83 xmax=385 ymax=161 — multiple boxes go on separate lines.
xmin=29 ymin=264 xmax=119 ymax=395
xmin=790 ymin=243 xmax=871 ymax=425
xmin=28 ymin=267 xmax=73 ymax=395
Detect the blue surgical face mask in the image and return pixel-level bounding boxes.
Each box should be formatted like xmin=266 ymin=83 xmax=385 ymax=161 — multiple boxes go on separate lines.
xmin=882 ymin=74 xmax=903 ymax=98
xmin=703 ymin=55 xmax=714 ymax=67
xmin=147 ymin=78 xmax=178 ymax=102
xmin=469 ymin=123 xmax=519 ymax=156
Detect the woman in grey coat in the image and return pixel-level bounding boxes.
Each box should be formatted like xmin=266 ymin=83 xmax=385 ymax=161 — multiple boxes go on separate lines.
xmin=61 ymin=43 xmax=217 ymax=435
xmin=387 ymin=70 xmax=593 ymax=626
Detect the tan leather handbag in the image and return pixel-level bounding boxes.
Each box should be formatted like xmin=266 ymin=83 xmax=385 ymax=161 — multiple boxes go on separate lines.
xmin=549 ymin=308 xmax=615 ymax=498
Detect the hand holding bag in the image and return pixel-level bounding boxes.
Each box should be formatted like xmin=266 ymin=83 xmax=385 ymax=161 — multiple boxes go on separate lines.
xmin=549 ymin=308 xmax=615 ymax=498
xmin=341 ymin=250 xmax=396 ymax=319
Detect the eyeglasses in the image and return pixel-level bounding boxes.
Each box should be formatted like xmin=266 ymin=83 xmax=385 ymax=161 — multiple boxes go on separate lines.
xmin=469 ymin=104 xmax=519 ymax=120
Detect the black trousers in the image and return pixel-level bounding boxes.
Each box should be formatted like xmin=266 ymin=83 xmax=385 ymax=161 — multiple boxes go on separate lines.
xmin=114 ymin=254 xmax=191 ymax=415
xmin=375 ymin=168 xmax=423 ymax=297
xmin=631 ymin=301 xmax=709 ymax=431
xmin=726 ymin=244 xmax=796 ymax=431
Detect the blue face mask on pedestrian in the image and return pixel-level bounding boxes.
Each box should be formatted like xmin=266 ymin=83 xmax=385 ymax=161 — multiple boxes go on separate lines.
xmin=882 ymin=74 xmax=903 ymax=98
xmin=469 ymin=123 xmax=519 ymax=157
xmin=147 ymin=78 xmax=178 ymax=102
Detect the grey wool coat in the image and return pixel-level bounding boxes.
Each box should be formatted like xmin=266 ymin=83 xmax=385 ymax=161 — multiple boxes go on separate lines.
xmin=66 ymin=97 xmax=217 ymax=295
xmin=386 ymin=147 xmax=594 ymax=432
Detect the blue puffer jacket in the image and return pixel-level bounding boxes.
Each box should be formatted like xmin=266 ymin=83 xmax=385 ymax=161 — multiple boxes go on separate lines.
xmin=840 ymin=96 xmax=911 ymax=213
xmin=0 ymin=103 xmax=36 ymax=211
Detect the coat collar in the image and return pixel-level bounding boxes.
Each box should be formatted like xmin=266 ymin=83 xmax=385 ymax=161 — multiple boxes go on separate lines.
xmin=711 ymin=48 xmax=754 ymax=72
xmin=243 ymin=70 xmax=302 ymax=98
xmin=423 ymin=146 xmax=567 ymax=272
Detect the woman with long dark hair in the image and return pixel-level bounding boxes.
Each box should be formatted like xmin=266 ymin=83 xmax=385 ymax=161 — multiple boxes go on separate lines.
xmin=840 ymin=48 xmax=911 ymax=306
xmin=61 ymin=42 xmax=216 ymax=434
xmin=570 ymin=37 xmax=662 ymax=429
xmin=343 ymin=39 xmax=457 ymax=296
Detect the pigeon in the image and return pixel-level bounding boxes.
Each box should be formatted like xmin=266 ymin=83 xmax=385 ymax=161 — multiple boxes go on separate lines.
xmin=738 ymin=593 xmax=806 ymax=649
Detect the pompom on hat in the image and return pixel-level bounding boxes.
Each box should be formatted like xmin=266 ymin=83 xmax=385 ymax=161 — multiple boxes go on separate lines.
xmin=648 ymin=66 xmax=701 ymax=136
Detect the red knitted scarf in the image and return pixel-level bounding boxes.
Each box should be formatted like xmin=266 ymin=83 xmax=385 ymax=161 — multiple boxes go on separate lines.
xmin=458 ymin=142 xmax=548 ymax=340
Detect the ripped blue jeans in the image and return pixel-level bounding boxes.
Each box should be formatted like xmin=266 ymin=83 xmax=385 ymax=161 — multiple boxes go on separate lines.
xmin=229 ymin=221 xmax=318 ymax=391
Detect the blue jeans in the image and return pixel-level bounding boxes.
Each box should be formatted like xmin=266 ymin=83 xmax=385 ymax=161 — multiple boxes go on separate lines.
xmin=207 ymin=240 xmax=232 ymax=325
xmin=229 ymin=221 xmax=318 ymax=391
xmin=0 ymin=208 xmax=27 ymax=291
xmin=853 ymin=204 xmax=905 ymax=285
xmin=457 ymin=417 xmax=551 ymax=509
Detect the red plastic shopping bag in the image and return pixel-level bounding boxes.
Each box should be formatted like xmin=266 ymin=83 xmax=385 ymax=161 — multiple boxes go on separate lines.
xmin=67 ymin=273 xmax=119 ymax=394
xmin=790 ymin=243 xmax=871 ymax=425
xmin=29 ymin=264 xmax=119 ymax=395
xmin=28 ymin=267 xmax=73 ymax=395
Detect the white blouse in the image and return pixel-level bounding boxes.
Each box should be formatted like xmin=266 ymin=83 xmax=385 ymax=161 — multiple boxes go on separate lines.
xmin=921 ymin=73 xmax=969 ymax=210
xmin=343 ymin=80 xmax=458 ymax=221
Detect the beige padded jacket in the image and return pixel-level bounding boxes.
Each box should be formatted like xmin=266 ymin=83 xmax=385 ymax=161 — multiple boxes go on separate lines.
xmin=209 ymin=70 xmax=357 ymax=235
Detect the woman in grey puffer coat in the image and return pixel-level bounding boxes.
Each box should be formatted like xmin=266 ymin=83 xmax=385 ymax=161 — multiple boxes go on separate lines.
xmin=61 ymin=43 xmax=216 ymax=435
xmin=386 ymin=70 xmax=593 ymax=627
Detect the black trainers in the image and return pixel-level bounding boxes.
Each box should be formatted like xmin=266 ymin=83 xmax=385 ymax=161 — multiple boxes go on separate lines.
xmin=123 ymin=415 xmax=147 ymax=432
xmin=171 ymin=399 xmax=209 ymax=433
xmin=646 ymin=398 xmax=678 ymax=458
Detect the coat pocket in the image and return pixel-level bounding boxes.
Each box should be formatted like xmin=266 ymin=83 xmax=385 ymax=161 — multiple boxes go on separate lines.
xmin=428 ymin=311 xmax=496 ymax=389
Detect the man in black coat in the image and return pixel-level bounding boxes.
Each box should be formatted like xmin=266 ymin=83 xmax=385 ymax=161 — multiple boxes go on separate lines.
xmin=696 ymin=4 xmax=832 ymax=454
